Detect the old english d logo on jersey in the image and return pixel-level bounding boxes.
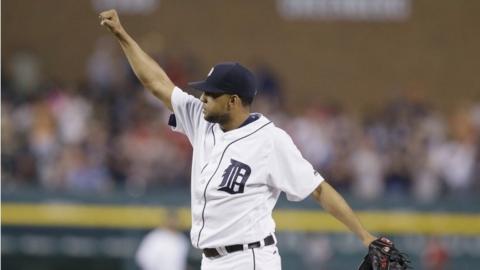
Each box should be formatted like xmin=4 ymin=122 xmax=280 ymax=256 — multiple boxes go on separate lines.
xmin=218 ymin=159 xmax=251 ymax=194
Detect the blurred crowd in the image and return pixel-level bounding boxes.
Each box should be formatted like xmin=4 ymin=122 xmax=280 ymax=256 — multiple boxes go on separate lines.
xmin=2 ymin=44 xmax=480 ymax=202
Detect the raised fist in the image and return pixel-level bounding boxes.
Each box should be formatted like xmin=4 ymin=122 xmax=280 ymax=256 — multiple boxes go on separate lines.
xmin=99 ymin=9 xmax=123 ymax=35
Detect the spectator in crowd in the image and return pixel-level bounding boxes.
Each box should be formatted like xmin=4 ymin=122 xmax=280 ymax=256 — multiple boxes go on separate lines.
xmin=1 ymin=51 xmax=479 ymax=201
xmin=350 ymin=131 xmax=384 ymax=200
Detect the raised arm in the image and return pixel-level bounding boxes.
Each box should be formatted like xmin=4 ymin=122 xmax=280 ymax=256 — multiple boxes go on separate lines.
xmin=99 ymin=9 xmax=174 ymax=111
xmin=312 ymin=181 xmax=376 ymax=247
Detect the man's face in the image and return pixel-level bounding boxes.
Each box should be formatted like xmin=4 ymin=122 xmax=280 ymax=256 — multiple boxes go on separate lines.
xmin=200 ymin=91 xmax=231 ymax=124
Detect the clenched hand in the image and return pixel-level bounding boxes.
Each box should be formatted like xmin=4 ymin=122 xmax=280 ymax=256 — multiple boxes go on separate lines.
xmin=99 ymin=9 xmax=124 ymax=35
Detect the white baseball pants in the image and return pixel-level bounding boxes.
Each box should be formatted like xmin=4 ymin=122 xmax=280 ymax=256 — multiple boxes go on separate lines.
xmin=201 ymin=245 xmax=281 ymax=270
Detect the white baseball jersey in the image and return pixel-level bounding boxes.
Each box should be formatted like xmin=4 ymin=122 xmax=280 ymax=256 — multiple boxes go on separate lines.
xmin=170 ymin=87 xmax=324 ymax=249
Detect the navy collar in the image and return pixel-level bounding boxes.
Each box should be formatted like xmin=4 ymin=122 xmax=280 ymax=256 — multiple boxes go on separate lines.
xmin=239 ymin=113 xmax=260 ymax=128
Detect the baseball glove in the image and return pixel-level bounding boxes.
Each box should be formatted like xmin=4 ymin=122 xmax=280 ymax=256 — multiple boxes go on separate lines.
xmin=358 ymin=237 xmax=411 ymax=270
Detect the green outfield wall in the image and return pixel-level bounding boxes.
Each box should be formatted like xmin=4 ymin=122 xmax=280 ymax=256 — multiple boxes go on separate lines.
xmin=2 ymin=190 xmax=480 ymax=269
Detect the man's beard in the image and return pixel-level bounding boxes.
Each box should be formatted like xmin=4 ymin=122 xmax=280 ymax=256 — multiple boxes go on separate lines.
xmin=204 ymin=112 xmax=230 ymax=125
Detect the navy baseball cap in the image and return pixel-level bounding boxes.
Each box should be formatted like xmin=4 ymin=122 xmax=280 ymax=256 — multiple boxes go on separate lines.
xmin=188 ymin=62 xmax=257 ymax=99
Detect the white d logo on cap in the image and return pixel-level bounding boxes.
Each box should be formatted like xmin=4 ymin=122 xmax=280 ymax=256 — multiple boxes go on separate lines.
xmin=207 ymin=68 xmax=214 ymax=77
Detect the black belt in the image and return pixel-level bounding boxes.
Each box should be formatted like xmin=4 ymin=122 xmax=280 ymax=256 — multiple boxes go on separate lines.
xmin=203 ymin=235 xmax=275 ymax=258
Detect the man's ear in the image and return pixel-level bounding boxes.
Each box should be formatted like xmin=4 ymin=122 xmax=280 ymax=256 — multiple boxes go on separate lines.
xmin=225 ymin=95 xmax=235 ymax=111
xmin=228 ymin=95 xmax=239 ymax=108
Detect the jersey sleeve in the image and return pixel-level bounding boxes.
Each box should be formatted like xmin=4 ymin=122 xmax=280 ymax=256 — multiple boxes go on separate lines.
xmin=170 ymin=86 xmax=204 ymax=144
xmin=267 ymin=129 xmax=324 ymax=201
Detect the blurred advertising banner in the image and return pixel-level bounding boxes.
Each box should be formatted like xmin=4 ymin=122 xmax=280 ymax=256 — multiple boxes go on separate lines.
xmin=277 ymin=0 xmax=411 ymax=21
xmin=91 ymin=0 xmax=160 ymax=14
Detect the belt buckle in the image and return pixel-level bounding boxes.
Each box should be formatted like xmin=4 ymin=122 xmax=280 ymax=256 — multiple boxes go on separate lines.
xmin=215 ymin=246 xmax=228 ymax=258
xmin=259 ymin=238 xmax=266 ymax=248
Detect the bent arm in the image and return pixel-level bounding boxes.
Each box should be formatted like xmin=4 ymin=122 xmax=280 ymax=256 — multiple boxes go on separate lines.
xmin=312 ymin=181 xmax=376 ymax=247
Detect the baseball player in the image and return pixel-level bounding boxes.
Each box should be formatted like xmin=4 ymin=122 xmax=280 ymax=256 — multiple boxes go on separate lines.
xmin=100 ymin=9 xmax=377 ymax=270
